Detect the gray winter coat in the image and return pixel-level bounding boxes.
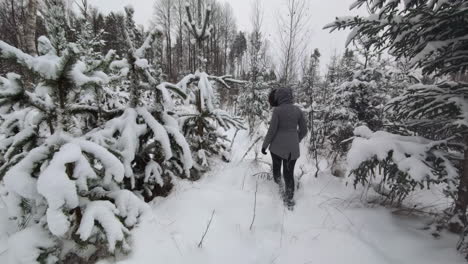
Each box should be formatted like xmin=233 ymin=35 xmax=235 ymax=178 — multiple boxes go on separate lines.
xmin=262 ymin=88 xmax=307 ymax=160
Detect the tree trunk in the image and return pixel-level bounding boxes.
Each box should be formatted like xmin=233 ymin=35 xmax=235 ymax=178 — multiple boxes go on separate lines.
xmin=450 ymin=134 xmax=468 ymax=233
xmin=166 ymin=6 xmax=173 ymax=81
xmin=24 ymin=0 xmax=37 ymax=55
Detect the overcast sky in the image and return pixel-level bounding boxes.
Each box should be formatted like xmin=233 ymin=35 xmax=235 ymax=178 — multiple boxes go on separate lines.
xmin=87 ymin=0 xmax=366 ymax=73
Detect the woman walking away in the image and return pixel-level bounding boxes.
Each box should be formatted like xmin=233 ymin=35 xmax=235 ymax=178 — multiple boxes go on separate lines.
xmin=262 ymin=87 xmax=307 ymax=210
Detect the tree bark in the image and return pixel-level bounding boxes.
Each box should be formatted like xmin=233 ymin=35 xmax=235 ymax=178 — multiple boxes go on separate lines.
xmin=450 ymin=134 xmax=468 ymax=233
xmin=24 ymin=0 xmax=37 ymax=55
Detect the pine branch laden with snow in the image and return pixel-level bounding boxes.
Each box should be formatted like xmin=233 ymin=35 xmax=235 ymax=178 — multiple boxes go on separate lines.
xmin=347 ymin=125 xmax=459 ymax=205
xmin=8 ymin=224 xmax=57 ymax=264
xmin=179 ymin=103 xmax=244 ymax=166
xmin=324 ymin=0 xmax=468 ymax=76
xmin=91 ymin=107 xmax=193 ymax=187
xmin=0 ymin=33 xmax=125 ymax=132
xmin=175 ymin=71 xmax=245 ymax=167
xmin=0 ymin=28 xmax=130 ymax=183
xmin=388 ymin=81 xmax=468 ymax=135
xmin=0 ymin=35 xmax=121 ymax=179
xmin=176 ymin=72 xmax=245 ymax=116
xmin=384 ymin=81 xmax=468 ymax=232
xmin=1 ymin=131 xmax=151 ymax=262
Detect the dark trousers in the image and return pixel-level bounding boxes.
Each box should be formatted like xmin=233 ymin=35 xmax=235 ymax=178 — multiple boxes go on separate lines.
xmin=271 ymin=152 xmax=297 ymax=201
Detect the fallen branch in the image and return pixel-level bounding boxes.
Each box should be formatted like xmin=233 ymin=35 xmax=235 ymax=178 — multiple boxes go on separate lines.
xmin=241 ymin=136 xmax=263 ymax=161
xmin=250 ymin=181 xmax=258 ymax=230
xmin=198 ymin=210 xmax=216 ymax=248
xmin=230 ymin=128 xmax=240 ymax=149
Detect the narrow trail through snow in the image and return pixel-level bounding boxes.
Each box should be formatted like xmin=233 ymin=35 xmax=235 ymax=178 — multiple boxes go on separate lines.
xmin=112 ymin=131 xmax=465 ymax=264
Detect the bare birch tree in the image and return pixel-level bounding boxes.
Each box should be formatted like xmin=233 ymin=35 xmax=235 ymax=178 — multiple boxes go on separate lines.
xmin=153 ymin=0 xmax=174 ymax=80
xmin=277 ymin=0 xmax=310 ymax=84
xmin=249 ymin=0 xmax=264 ymax=82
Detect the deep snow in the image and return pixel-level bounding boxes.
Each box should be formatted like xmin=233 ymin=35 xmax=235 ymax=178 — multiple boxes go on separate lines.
xmin=0 ymin=130 xmax=465 ymax=263
xmin=101 ymin=130 xmax=464 ymax=264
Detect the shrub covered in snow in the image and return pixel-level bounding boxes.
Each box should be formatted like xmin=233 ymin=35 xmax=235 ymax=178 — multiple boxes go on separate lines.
xmin=177 ymin=72 xmax=244 ymax=170
xmin=325 ymin=67 xmax=388 ymax=162
xmin=90 ymin=23 xmax=194 ymax=200
xmin=347 ymin=126 xmax=458 ymax=205
xmin=237 ymin=77 xmax=270 ymax=136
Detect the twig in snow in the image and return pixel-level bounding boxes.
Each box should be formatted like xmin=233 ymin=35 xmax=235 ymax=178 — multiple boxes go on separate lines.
xmin=198 ymin=210 xmax=215 ymax=248
xmin=280 ymin=205 xmax=286 ymax=247
xmin=242 ymin=171 xmax=247 ymax=190
xmin=230 ymin=128 xmax=240 ymax=149
xmin=241 ymin=136 xmax=263 ymax=161
xmin=250 ymin=181 xmax=258 ymax=230
xmin=171 ymin=234 xmax=183 ymax=256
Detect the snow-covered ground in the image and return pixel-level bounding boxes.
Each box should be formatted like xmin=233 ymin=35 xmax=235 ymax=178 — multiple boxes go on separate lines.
xmin=89 ymin=130 xmax=464 ymax=264
xmin=0 ymin=130 xmax=463 ymax=263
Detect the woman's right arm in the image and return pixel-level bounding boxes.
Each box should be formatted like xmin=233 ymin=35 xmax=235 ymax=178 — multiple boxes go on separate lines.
xmin=262 ymin=108 xmax=279 ymax=150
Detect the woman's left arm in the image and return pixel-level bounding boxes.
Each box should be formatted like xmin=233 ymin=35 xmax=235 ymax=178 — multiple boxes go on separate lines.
xmin=262 ymin=108 xmax=279 ymax=150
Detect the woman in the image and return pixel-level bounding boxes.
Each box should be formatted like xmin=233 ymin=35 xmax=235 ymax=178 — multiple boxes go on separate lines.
xmin=262 ymin=87 xmax=307 ymax=209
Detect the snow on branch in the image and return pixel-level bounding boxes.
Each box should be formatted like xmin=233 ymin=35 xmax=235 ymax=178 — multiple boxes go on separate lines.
xmin=161 ymin=113 xmax=193 ymax=176
xmin=136 ymin=107 xmax=173 ymax=160
xmin=183 ymin=2 xmax=213 ymax=42
xmin=347 ymin=126 xmax=458 ymax=184
xmin=135 ymin=27 xmax=164 ymax=59
xmin=67 ymin=104 xmax=124 ymax=118
xmin=8 ymin=225 xmax=56 ymax=264
xmin=0 ymin=73 xmax=23 ymax=98
xmin=77 ymin=200 xmax=130 ymax=252
xmin=37 ymin=143 xmax=81 ymax=236
xmin=96 ymin=109 xmax=146 ymax=184
xmin=71 ymin=60 xmax=110 ymax=86
xmin=324 ymin=1 xmax=468 ymax=75
xmin=108 ymin=190 xmax=150 ymax=227
xmin=388 ymin=81 xmax=468 ymax=130
xmin=0 ymin=39 xmax=61 ymax=79
xmin=0 ymin=73 xmax=54 ymax=113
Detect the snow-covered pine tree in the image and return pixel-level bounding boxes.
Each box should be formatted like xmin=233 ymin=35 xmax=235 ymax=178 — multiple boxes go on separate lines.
xmin=177 ymin=71 xmax=245 ymax=168
xmin=338 ymin=48 xmax=357 ymax=83
xmin=327 ymin=65 xmax=387 ymax=172
xmin=325 ymin=0 xmax=468 ymax=254
xmin=237 ymin=28 xmax=270 ymax=138
xmin=0 ymin=2 xmax=150 ymax=262
xmin=297 ymin=49 xmax=322 ymax=174
xmin=299 ymin=49 xmax=321 ymax=130
xmin=176 ymin=2 xmax=245 ymax=169
xmin=72 ymin=18 xmax=128 ymax=131
xmin=91 ymin=9 xmax=194 ymax=199
xmin=233 ymin=0 xmax=272 ymax=161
